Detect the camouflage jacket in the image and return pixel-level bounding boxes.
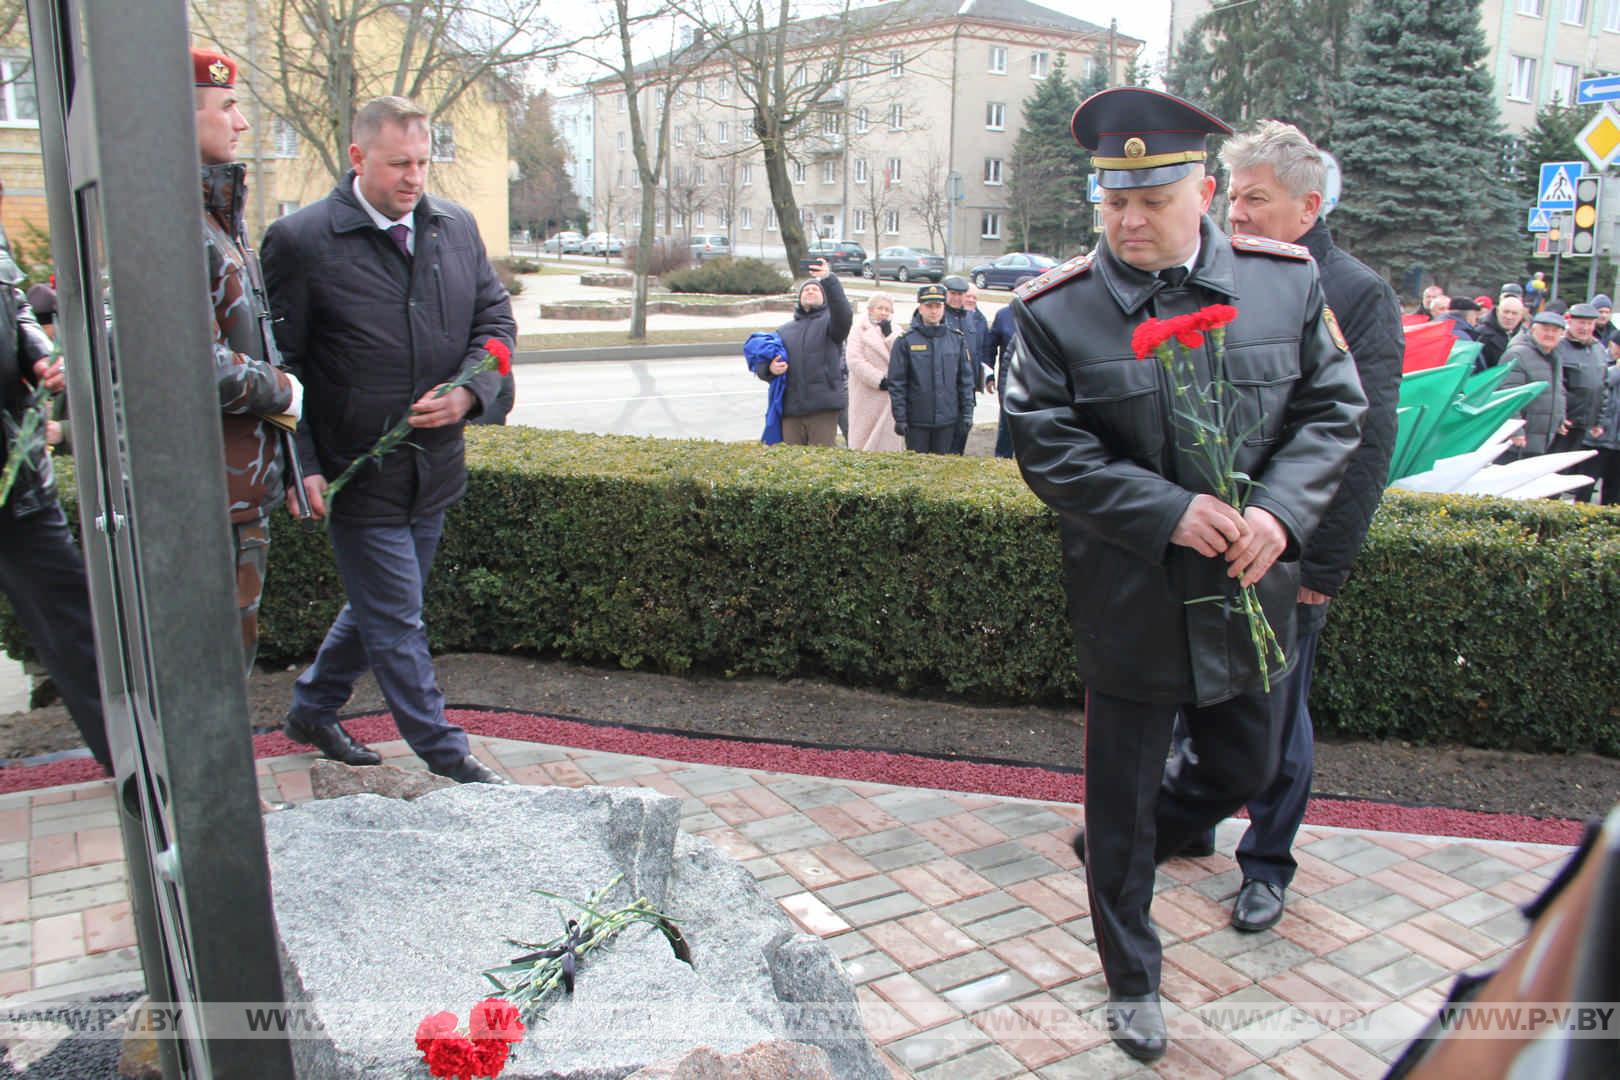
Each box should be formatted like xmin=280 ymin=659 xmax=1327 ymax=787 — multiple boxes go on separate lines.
xmin=204 ymin=162 xmax=294 ymax=523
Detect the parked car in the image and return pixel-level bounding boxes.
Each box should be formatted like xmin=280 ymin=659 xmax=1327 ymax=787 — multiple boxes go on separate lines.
xmin=541 ymin=230 xmax=584 ymax=254
xmin=796 ymin=240 xmax=867 ymax=275
xmin=969 ymin=252 xmax=1058 ymax=291
xmin=580 ymin=232 xmax=625 ymax=256
xmin=689 ymin=234 xmax=732 ymax=261
xmin=862 ymin=246 xmax=946 ymax=283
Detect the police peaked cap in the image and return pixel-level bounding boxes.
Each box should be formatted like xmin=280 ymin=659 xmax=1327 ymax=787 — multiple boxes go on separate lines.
xmin=1071 ymin=87 xmax=1231 ymax=190
xmin=916 ymin=283 xmax=947 ymax=303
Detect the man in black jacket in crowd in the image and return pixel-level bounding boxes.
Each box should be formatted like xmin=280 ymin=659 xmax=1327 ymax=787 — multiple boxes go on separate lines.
xmin=1554 ymin=303 xmax=1609 ymax=455
xmin=1170 ymin=120 xmax=1403 ymax=935
xmin=759 ymin=258 xmax=849 ymax=446
xmin=264 ymin=96 xmax=515 ymax=784
xmin=889 ymin=283 xmax=974 ymax=454
xmin=1475 ymin=294 xmax=1525 ymax=372
xmin=1004 ymin=91 xmax=1364 ymax=1063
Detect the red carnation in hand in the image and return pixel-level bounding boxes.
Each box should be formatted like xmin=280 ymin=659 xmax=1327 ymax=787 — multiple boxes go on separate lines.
xmin=1165 ymin=313 xmax=1205 ymax=350
xmin=1197 ymin=304 xmax=1238 ymax=330
xmin=484 ymin=339 xmax=513 ymax=377
xmin=1132 ymin=318 xmax=1170 ymax=359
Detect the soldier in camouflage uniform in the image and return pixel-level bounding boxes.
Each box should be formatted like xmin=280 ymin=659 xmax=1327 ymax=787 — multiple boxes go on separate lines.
xmin=194 ymin=49 xmax=303 ymax=673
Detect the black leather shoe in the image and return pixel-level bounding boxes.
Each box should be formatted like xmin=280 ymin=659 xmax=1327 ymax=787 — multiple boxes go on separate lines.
xmin=1105 ymin=993 xmax=1167 ymax=1063
xmin=430 ymin=755 xmax=510 ymax=785
xmin=282 ymin=714 xmax=381 ymax=766
xmin=1232 ymin=878 xmax=1286 ymax=932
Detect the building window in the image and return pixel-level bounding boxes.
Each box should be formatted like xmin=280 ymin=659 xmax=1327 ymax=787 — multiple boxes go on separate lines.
xmin=855 ymin=57 xmax=870 ymax=78
xmin=741 ymin=207 xmax=752 ymax=229
xmin=631 ymin=208 xmax=641 ymax=226
xmin=793 ymin=67 xmax=808 ymax=87
xmin=1554 ymin=62 xmax=1579 ymax=103
xmin=986 ymin=102 xmax=1006 ymax=130
xmin=617 ymin=166 xmax=625 ymax=186
xmin=989 ymin=46 xmax=1007 ymax=74
xmin=655 ymin=89 xmax=666 ymax=110
xmin=767 ymin=207 xmax=779 ymax=230
xmin=719 ymin=208 xmax=730 ymax=227
xmin=617 ymin=131 xmax=626 ymax=151
xmin=856 ymin=107 xmax=870 ymax=133
xmin=1511 ymin=55 xmax=1537 ymax=100
xmin=695 ymin=124 xmax=706 ymax=145
xmin=431 ymin=122 xmax=455 ymax=162
xmin=718 ymin=77 xmax=732 ymax=100
xmin=792 ymin=161 xmax=807 ymax=183
xmin=887 ymin=157 xmax=902 ymax=184
xmin=981 ymin=211 xmax=1002 ymax=239
xmin=890 ymin=50 xmax=904 ymax=76
xmin=883 ymin=210 xmax=900 ymax=234
xmin=742 ymin=163 xmax=753 ymax=185
xmin=1565 ymin=0 xmax=1589 ymax=22
xmin=854 ymin=158 xmax=868 ymax=184
xmin=675 ymin=209 xmax=687 ymax=229
xmin=695 ymin=210 xmax=705 ymax=227
xmin=632 ymin=170 xmax=640 ymax=188
xmin=854 ymin=209 xmax=868 ymax=233
xmin=888 ymin=103 xmax=904 ymax=130
xmin=695 ymin=164 xmax=707 ymax=184
xmin=618 ymin=95 xmax=626 ymax=113
xmin=822 ymin=111 xmax=840 ymax=134
xmin=1609 ymin=0 xmax=1620 ymax=28
xmin=717 ymin=121 xmax=729 ymax=143
xmin=271 ymin=117 xmax=300 ymax=157
xmin=276 ymin=200 xmax=300 ymax=217
xmin=984 ymin=157 xmax=1003 ymax=185
xmin=1031 ymin=52 xmax=1050 ymax=79
xmin=674 ymin=125 xmax=686 ymax=146
xmin=822 ymin=160 xmax=837 ymax=184
xmin=695 ymin=80 xmax=706 ymax=100
xmin=1518 ymin=0 xmax=1544 ymax=13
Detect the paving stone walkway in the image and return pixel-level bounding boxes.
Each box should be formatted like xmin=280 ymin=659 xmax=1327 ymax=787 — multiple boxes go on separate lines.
xmin=0 ymin=735 xmax=1571 ymax=1078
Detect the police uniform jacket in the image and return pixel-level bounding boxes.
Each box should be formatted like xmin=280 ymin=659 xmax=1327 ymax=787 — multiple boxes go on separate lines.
xmin=888 ymin=320 xmax=974 ymax=430
xmin=1004 ymin=217 xmax=1366 ymax=707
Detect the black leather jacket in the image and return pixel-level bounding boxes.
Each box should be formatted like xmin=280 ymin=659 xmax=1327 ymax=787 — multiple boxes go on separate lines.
xmin=1004 ymin=218 xmax=1366 ymax=706
xmin=0 ymin=238 xmax=58 ymax=520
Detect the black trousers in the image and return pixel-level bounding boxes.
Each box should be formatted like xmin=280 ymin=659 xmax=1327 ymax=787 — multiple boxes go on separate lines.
xmin=0 ymin=501 xmax=110 ymax=770
xmin=905 ymin=425 xmax=959 ymax=454
xmin=1082 ymin=684 xmax=1286 ymax=996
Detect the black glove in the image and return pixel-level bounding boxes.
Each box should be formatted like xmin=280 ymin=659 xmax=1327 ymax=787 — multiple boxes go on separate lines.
xmin=894 ymin=423 xmax=907 ymax=437
xmin=879 ymin=377 xmax=891 ymax=391
xmin=879 ymin=319 xmax=893 ymax=337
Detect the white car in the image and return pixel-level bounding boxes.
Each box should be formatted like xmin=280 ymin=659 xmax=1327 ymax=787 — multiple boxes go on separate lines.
xmin=541 ymin=230 xmax=584 ymax=254
xmin=580 ymin=232 xmax=625 ymax=256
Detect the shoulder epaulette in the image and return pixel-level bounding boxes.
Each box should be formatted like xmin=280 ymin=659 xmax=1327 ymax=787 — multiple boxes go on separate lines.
xmin=1015 ymin=252 xmax=1094 ymax=302
xmin=1230 ymin=234 xmax=1312 ymax=261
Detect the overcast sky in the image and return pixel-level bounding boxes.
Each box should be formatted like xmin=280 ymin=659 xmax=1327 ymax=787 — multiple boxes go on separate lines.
xmin=539 ymin=0 xmax=1175 ymax=93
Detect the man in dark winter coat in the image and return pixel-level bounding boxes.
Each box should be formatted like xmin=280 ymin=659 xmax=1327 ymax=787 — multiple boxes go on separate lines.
xmin=1004 ymin=91 xmax=1364 ymax=1064
xmin=759 ymin=258 xmax=850 ymax=446
xmin=1168 ymin=120 xmax=1402 ymax=937
xmin=0 ymin=213 xmax=110 ymax=774
xmin=1555 ymin=303 xmax=1609 ymax=455
xmin=988 ymin=304 xmax=1017 ymax=458
xmin=889 ymin=283 xmax=974 ymax=454
xmin=1500 ymin=312 xmax=1568 ymax=460
xmin=1474 ymin=294 xmax=1525 ymax=372
xmin=264 ymin=96 xmax=515 ymax=784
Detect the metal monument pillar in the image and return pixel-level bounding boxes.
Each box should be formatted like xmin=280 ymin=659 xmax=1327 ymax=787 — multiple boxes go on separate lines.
xmin=25 ymin=2 xmax=293 ymax=1076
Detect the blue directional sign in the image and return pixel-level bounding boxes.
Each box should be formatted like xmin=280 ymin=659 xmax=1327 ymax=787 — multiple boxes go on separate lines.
xmin=1578 ymin=75 xmax=1620 ymax=105
xmin=1087 ymin=174 xmax=1102 ymax=204
xmin=1527 ymin=207 xmax=1552 ymax=233
xmin=1538 ymin=161 xmax=1586 ymax=210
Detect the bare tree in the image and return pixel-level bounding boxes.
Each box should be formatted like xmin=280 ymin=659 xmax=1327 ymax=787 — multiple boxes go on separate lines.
xmin=189 ymin=0 xmax=582 ymax=180
xmin=667 ymin=156 xmax=713 ymax=242
xmin=910 ymin=148 xmax=952 ymax=258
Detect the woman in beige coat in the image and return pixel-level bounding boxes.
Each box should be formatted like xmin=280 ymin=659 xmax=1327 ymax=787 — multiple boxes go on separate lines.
xmin=846 ymin=294 xmax=903 ymax=451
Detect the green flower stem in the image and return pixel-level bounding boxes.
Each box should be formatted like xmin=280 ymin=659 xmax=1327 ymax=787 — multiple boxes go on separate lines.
xmin=0 ymin=380 xmax=57 ymax=510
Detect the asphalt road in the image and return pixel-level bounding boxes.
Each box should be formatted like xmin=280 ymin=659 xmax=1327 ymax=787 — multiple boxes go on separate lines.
xmin=509 ymin=355 xmax=1003 ymax=442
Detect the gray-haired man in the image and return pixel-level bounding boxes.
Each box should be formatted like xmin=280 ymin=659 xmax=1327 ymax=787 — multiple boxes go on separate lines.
xmin=1170 ymin=120 xmax=1403 ymax=932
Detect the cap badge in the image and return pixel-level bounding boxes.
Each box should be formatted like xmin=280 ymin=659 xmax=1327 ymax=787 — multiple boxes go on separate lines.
xmin=209 ymin=59 xmax=231 ymax=86
xmin=1124 ymin=137 xmax=1147 ymax=159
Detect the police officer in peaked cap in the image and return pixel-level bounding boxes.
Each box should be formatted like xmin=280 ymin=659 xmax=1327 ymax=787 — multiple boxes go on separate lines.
xmin=1001 ymin=88 xmax=1367 ymax=1063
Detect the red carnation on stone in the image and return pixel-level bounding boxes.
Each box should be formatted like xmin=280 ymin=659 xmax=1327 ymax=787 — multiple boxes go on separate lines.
xmin=484 ymin=339 xmax=513 ymax=377
xmin=469 ymin=998 xmax=525 ymax=1044
xmin=414 ymin=999 xmax=522 ymax=1079
xmin=416 ymin=1011 xmax=459 ymax=1054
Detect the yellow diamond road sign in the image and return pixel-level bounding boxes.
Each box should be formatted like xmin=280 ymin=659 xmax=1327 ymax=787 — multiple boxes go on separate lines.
xmin=1576 ymin=105 xmax=1620 ymax=170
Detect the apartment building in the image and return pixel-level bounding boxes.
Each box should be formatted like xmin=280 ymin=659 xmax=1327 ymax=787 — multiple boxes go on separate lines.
xmin=587 ymin=0 xmax=1142 ymax=265
xmin=553 ymin=91 xmax=596 ymax=224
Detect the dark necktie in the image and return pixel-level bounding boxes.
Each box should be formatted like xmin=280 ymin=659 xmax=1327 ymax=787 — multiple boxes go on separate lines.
xmin=1158 ymin=266 xmax=1189 ymax=287
xmin=387 ymin=223 xmax=411 ymax=258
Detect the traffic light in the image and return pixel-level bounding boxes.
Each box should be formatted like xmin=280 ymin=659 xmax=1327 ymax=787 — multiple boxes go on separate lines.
xmin=1572 ymin=174 xmax=1601 ymax=257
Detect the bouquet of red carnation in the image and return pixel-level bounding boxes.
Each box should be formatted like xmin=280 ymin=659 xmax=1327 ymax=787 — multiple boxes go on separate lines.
xmin=1132 ymin=304 xmax=1286 ymax=690
xmin=415 ymin=997 xmax=525 ymax=1079
xmin=321 ymin=338 xmax=513 ymax=513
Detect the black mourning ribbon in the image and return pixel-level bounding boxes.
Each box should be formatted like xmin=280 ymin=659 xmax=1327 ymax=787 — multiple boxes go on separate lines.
xmin=1158 ymin=266 xmax=1190 ymax=288
xmin=510 ymin=920 xmax=596 ymax=993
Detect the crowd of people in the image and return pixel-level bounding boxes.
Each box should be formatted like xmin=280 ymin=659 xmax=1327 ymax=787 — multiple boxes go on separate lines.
xmin=1413 ymin=280 xmax=1620 ymax=501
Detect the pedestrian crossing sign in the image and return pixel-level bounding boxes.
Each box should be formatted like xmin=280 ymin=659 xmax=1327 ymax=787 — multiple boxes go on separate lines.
xmin=1538 ymin=161 xmax=1585 ymax=210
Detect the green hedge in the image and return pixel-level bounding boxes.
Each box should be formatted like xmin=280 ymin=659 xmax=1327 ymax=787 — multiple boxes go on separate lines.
xmin=662 ymin=257 xmax=792 ymax=295
xmin=10 ymin=429 xmax=1620 ymax=756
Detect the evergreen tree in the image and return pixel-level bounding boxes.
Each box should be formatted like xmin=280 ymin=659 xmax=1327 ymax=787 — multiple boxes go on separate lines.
xmin=1005 ymin=55 xmax=1088 ymax=256
xmin=1332 ymin=0 xmax=1521 ymax=291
